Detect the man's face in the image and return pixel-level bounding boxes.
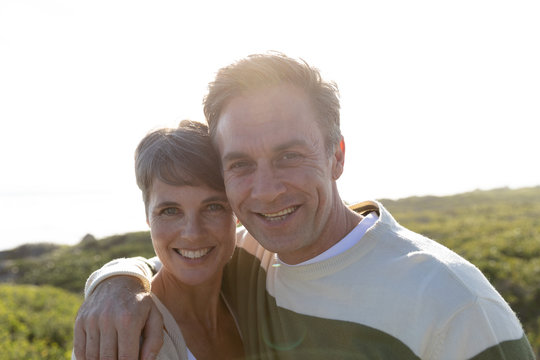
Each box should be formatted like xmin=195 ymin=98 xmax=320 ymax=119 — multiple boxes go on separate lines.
xmin=214 ymin=84 xmax=344 ymax=264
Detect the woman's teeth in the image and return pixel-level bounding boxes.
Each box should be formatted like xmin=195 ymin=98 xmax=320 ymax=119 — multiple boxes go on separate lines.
xmin=175 ymin=247 xmax=212 ymax=259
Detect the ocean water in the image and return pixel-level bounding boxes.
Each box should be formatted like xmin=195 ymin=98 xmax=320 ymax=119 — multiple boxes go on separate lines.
xmin=0 ymin=190 xmax=148 ymax=252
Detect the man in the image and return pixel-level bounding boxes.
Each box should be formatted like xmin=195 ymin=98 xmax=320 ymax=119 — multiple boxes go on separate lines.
xmin=74 ymin=53 xmax=534 ymax=359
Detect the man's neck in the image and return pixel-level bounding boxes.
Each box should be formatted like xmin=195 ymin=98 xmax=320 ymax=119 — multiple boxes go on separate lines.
xmin=278 ymin=201 xmax=363 ymax=265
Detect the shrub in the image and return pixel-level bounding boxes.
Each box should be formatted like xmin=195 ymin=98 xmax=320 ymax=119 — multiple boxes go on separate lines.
xmin=0 ymin=284 xmax=82 ymax=360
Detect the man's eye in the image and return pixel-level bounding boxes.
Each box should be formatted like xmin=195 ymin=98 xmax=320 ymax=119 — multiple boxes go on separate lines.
xmin=229 ymin=160 xmax=253 ymax=172
xmin=282 ymin=152 xmax=300 ymax=160
xmin=279 ymin=152 xmax=303 ymax=163
xmin=230 ymin=161 xmax=248 ymax=169
xmin=161 ymin=207 xmax=179 ymax=216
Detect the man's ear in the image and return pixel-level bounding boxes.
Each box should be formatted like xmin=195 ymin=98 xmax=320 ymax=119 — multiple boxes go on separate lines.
xmin=332 ymin=137 xmax=345 ymax=180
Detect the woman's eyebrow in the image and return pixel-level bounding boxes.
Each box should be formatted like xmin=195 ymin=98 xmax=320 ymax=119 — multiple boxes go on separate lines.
xmin=202 ymin=195 xmax=228 ymax=203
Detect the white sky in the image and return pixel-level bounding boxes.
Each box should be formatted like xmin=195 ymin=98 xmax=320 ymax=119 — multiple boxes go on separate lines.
xmin=1 ymin=0 xmax=539 ymax=251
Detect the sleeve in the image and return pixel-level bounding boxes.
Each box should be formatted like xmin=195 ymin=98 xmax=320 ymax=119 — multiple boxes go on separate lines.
xmin=84 ymin=256 xmax=162 ymax=298
xmin=431 ymin=297 xmax=534 ymax=360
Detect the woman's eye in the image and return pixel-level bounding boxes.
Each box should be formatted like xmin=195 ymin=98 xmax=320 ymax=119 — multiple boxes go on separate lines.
xmin=207 ymin=203 xmax=225 ymax=212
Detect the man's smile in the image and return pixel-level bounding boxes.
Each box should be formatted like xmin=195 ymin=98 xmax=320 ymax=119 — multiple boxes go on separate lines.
xmin=258 ymin=206 xmax=299 ymax=221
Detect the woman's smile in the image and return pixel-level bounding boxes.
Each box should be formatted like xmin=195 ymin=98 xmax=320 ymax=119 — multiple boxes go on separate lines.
xmin=173 ymin=247 xmax=214 ymax=260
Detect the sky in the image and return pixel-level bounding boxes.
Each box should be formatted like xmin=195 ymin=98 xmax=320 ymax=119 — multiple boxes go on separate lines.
xmin=1 ymin=0 xmax=539 ymax=251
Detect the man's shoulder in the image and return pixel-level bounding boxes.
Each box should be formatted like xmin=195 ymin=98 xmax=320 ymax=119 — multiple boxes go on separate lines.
xmin=344 ymin=201 xmax=503 ymax=307
xmin=363 ymin=201 xmax=511 ymax=315
xmin=348 ymin=200 xmax=380 ymax=217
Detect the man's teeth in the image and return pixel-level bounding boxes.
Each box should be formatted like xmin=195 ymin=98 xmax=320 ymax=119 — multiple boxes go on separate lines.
xmin=175 ymin=247 xmax=212 ymax=259
xmin=261 ymin=206 xmax=297 ymax=221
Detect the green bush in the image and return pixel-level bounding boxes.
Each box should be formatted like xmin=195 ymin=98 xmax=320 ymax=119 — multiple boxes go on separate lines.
xmin=5 ymin=231 xmax=155 ymax=294
xmin=0 ymin=284 xmax=82 ymax=359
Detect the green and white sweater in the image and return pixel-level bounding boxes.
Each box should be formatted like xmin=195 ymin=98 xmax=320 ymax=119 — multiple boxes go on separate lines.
xmin=86 ymin=201 xmax=534 ymax=359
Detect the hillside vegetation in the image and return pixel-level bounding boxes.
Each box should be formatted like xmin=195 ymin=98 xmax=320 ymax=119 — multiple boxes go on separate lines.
xmin=0 ymin=284 xmax=81 ymax=359
xmin=0 ymin=186 xmax=539 ymax=357
xmin=0 ymin=232 xmax=156 ymax=293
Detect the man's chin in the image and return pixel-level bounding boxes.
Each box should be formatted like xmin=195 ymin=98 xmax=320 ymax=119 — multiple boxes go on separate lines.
xmin=257 ymin=235 xmax=305 ymax=257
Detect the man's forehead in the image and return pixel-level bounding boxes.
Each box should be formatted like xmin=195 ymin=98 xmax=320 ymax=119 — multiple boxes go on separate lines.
xmin=212 ymin=84 xmax=323 ymax=154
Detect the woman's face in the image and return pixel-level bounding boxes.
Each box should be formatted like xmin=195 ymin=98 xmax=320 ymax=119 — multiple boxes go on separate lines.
xmin=146 ymin=179 xmax=236 ymax=286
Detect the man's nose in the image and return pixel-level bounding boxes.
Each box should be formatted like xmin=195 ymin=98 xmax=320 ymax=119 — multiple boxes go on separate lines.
xmin=250 ymin=163 xmax=286 ymax=202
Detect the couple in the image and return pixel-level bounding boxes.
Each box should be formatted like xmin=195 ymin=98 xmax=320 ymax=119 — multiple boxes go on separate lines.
xmin=73 ymin=53 xmax=534 ymax=359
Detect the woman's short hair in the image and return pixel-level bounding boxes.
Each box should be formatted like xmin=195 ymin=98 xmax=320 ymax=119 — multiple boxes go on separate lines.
xmin=203 ymin=52 xmax=342 ymax=154
xmin=135 ymin=120 xmax=224 ymax=212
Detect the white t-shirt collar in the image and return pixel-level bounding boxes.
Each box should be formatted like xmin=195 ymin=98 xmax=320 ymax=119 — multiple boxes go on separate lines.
xmin=277 ymin=211 xmax=379 ymax=267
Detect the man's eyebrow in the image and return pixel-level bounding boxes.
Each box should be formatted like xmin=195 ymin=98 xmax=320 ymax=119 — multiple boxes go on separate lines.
xmin=222 ymin=139 xmax=309 ymax=163
xmin=154 ymin=201 xmax=179 ymax=209
xmin=273 ymin=139 xmax=308 ymax=152
xmin=221 ymin=151 xmax=248 ymax=163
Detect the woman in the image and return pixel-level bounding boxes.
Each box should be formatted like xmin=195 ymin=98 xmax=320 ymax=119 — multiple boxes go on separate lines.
xmin=75 ymin=120 xmax=244 ymax=359
xmin=138 ymin=120 xmax=243 ymax=359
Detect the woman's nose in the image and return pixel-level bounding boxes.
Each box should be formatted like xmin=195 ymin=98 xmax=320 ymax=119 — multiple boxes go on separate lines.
xmin=179 ymin=215 xmax=206 ymax=241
